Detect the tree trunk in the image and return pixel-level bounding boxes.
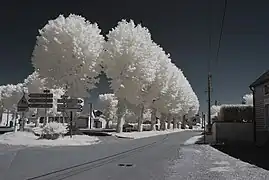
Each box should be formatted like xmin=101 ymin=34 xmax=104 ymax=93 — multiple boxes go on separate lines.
xmin=160 ymin=113 xmax=166 ymax=131
xmin=6 ymin=110 xmax=10 ymax=127
xmin=0 ymin=106 xmax=3 ymax=125
xmin=105 ymin=120 xmax=110 ymax=129
xmin=181 ymin=115 xmax=186 ymax=129
xmin=172 ymin=115 xmax=177 ymax=129
xmin=137 ymin=104 xmax=144 ymax=132
xmin=150 ymin=108 xmax=157 ymax=131
xmin=116 ymin=100 xmax=126 ymax=133
xmin=177 ymin=116 xmax=181 ymax=128
xmin=188 ymin=116 xmax=193 ymax=129
xmin=167 ymin=113 xmax=172 ymax=129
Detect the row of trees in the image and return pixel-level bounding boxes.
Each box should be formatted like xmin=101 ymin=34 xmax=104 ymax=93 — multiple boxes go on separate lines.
xmin=0 ymin=14 xmax=199 ymax=133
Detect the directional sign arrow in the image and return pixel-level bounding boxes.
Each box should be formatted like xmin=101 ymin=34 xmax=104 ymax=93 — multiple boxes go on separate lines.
xmin=57 ymin=108 xmax=83 ymax=112
xmin=17 ymin=107 xmax=29 ymax=112
xmin=28 ymin=99 xmax=53 ymax=103
xmin=28 ymin=104 xmax=53 ymax=108
xmin=29 ymin=93 xmax=53 ymax=98
xmin=61 ymin=95 xmax=69 ymax=99
xmin=57 ymin=104 xmax=83 ymax=109
xmin=57 ymin=99 xmax=83 ymax=104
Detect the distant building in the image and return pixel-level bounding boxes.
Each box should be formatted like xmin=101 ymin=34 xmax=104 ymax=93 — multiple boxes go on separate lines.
xmin=250 ymin=70 xmax=269 ymax=146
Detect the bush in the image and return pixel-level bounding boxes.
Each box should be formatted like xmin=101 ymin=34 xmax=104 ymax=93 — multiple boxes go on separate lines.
xmin=40 ymin=122 xmax=68 ymax=140
xmin=219 ymin=104 xmax=253 ymax=122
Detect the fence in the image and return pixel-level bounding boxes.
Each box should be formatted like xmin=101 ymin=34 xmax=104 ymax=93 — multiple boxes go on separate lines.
xmin=212 ymin=121 xmax=254 ymax=143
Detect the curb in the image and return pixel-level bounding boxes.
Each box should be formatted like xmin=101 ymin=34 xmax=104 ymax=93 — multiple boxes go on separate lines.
xmin=114 ymin=135 xmax=135 ymax=139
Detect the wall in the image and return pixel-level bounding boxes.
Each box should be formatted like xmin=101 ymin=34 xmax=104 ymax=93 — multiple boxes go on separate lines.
xmin=212 ymin=122 xmax=254 ymax=143
xmin=254 ymin=84 xmax=266 ymax=131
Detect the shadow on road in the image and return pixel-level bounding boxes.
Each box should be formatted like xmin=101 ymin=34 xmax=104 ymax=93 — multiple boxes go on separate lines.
xmin=211 ymin=143 xmax=269 ymax=171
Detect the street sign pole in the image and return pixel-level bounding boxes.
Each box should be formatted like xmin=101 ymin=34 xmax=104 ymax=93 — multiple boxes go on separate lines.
xmin=43 ymin=89 xmax=50 ymax=126
xmin=70 ymin=111 xmax=73 ymax=138
xmin=60 ymin=95 xmax=68 ymax=124
xmin=203 ymin=112 xmax=206 ymax=144
xmin=20 ymin=111 xmax=26 ymax=132
xmin=89 ymin=103 xmax=93 ymax=129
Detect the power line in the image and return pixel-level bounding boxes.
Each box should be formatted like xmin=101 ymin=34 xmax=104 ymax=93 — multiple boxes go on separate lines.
xmin=215 ymin=0 xmax=228 ymax=64
xmin=208 ymin=0 xmax=212 ymax=72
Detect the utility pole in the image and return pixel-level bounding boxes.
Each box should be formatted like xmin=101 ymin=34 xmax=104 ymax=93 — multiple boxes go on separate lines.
xmin=207 ymin=73 xmax=212 ymax=133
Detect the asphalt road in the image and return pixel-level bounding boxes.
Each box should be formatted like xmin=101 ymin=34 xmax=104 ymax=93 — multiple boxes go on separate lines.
xmin=1 ymin=130 xmax=269 ymax=180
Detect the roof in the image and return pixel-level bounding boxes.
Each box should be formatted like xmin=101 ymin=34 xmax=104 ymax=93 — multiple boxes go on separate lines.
xmin=250 ymin=70 xmax=269 ymax=88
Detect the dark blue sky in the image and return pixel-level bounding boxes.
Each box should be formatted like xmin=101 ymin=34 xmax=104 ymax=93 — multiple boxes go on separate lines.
xmin=0 ymin=0 xmax=268 ymax=113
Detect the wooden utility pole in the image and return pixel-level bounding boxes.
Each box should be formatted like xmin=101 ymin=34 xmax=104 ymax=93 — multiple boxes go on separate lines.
xmin=207 ymin=73 xmax=212 ymax=133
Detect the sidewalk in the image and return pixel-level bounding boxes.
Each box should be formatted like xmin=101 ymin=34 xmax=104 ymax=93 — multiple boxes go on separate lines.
xmin=212 ymin=142 xmax=269 ymax=171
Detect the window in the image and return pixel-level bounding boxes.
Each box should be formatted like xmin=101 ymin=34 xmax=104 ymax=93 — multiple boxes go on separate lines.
xmin=265 ymin=84 xmax=269 ymax=95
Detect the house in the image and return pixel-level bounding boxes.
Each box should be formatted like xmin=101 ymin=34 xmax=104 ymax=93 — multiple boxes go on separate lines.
xmin=250 ymin=70 xmax=269 ymax=146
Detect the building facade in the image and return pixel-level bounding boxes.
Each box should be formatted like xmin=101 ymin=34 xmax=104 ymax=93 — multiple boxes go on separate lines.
xmin=250 ymin=70 xmax=269 ymax=146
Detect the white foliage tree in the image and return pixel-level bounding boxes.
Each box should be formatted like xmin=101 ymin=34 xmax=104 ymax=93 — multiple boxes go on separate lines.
xmin=146 ymin=51 xmax=172 ymax=130
xmin=1 ymin=84 xmax=25 ymax=129
xmin=32 ymin=14 xmax=105 ymax=97
xmin=102 ymin=19 xmax=159 ymax=132
xmin=98 ymin=93 xmax=118 ymax=128
xmin=243 ymin=93 xmax=253 ymax=105
xmin=24 ymin=71 xmax=46 ymax=93
xmin=153 ymin=62 xmax=179 ymax=130
xmin=2 ymin=84 xmax=24 ymax=112
xmin=211 ymin=105 xmax=221 ymax=116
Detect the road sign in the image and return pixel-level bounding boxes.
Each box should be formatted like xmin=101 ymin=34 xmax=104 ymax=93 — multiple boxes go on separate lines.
xmin=17 ymin=94 xmax=29 ymax=112
xmin=28 ymin=104 xmax=53 ymax=108
xmin=57 ymin=104 xmax=82 ymax=109
xmin=17 ymin=107 xmax=28 ymax=112
xmin=57 ymin=107 xmax=83 ymax=112
xmin=28 ymin=99 xmax=53 ymax=103
xmin=57 ymin=99 xmax=83 ymax=104
xmin=29 ymin=93 xmax=53 ymax=98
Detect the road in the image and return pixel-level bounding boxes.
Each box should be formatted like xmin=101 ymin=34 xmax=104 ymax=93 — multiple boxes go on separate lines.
xmin=1 ymin=130 xmax=269 ymax=180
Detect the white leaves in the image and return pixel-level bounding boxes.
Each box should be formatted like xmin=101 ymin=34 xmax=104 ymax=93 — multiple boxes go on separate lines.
xmin=242 ymin=93 xmax=253 ymax=105
xmin=23 ymin=71 xmax=46 ymax=93
xmin=98 ymin=93 xmax=118 ymax=122
xmin=103 ymin=20 xmax=162 ymax=106
xmin=101 ymin=19 xmax=199 ymax=118
xmin=32 ymin=14 xmax=105 ymax=97
xmin=41 ymin=122 xmax=68 ymax=137
xmin=1 ymin=83 xmax=24 ymax=111
xmin=211 ymin=105 xmax=221 ymax=117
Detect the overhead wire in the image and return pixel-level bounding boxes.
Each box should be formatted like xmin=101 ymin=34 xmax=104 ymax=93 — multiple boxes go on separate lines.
xmin=215 ymin=0 xmax=228 ymax=64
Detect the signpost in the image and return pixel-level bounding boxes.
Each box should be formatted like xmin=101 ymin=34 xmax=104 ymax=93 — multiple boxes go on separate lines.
xmin=57 ymin=96 xmax=83 ymax=137
xmin=17 ymin=92 xmax=29 ymax=132
xmin=28 ymin=90 xmax=53 ymax=126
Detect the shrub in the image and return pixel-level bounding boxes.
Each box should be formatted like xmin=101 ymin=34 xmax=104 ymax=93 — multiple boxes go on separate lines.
xmin=40 ymin=122 xmax=68 ymax=140
xmin=219 ymin=104 xmax=253 ymax=122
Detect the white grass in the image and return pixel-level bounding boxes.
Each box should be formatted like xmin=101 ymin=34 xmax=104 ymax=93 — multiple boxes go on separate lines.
xmin=0 ymin=132 xmax=100 ymax=147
